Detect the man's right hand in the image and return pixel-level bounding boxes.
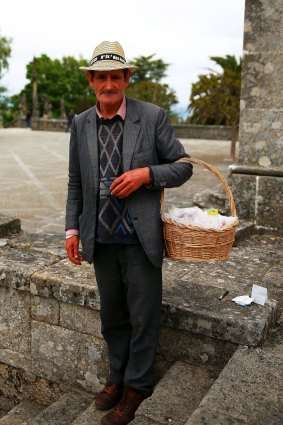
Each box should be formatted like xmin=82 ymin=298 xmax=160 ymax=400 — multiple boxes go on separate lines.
xmin=66 ymin=235 xmax=84 ymax=265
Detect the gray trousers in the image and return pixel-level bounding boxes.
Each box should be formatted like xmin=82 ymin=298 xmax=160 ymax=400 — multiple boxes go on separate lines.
xmin=93 ymin=244 xmax=162 ymax=397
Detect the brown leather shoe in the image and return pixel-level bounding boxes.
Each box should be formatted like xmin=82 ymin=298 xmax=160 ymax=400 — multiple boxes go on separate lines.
xmin=101 ymin=386 xmax=145 ymax=424
xmin=95 ymin=381 xmax=124 ymax=411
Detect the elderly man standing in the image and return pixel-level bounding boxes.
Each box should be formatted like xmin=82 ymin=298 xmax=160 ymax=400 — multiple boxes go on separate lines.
xmin=65 ymin=41 xmax=192 ymax=425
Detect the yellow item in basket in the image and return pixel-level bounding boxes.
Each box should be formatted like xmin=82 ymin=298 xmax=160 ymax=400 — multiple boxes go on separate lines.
xmin=206 ymin=209 xmax=218 ymax=216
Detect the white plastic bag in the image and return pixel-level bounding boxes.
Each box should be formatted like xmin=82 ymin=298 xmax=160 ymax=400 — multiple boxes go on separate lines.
xmin=165 ymin=206 xmax=237 ymax=230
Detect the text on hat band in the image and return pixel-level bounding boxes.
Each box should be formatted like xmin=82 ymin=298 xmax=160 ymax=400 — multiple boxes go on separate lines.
xmin=90 ymin=53 xmax=126 ymax=66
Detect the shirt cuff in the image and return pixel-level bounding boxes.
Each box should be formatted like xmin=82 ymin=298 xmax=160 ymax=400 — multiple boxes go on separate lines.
xmin=66 ymin=229 xmax=79 ymax=238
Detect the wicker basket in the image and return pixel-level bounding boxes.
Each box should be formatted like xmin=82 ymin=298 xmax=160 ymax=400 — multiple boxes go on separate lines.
xmin=161 ymin=157 xmax=239 ymax=262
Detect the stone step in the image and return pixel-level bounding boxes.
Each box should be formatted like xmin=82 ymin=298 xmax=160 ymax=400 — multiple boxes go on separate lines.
xmin=29 ymin=392 xmax=94 ymax=425
xmin=0 ymin=400 xmax=45 ymax=425
xmin=0 ymin=398 xmax=16 ymax=419
xmin=0 ymin=214 xmax=21 ymax=238
xmin=132 ymin=361 xmax=219 ymax=425
xmin=71 ymin=401 xmax=106 ymax=424
xmin=185 ymin=321 xmax=283 ymax=425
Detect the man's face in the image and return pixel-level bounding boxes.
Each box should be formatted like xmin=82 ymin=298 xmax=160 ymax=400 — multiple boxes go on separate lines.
xmin=87 ymin=69 xmax=130 ymax=110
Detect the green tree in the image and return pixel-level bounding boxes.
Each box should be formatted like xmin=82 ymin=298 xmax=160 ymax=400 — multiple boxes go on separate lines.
xmin=0 ymin=35 xmax=12 ymax=78
xmin=18 ymin=54 xmax=96 ymax=116
xmin=188 ymin=55 xmax=242 ymax=159
xmin=130 ymin=54 xmax=168 ymax=84
xmin=127 ymin=54 xmax=178 ymax=116
xmin=0 ymin=34 xmax=12 ymax=119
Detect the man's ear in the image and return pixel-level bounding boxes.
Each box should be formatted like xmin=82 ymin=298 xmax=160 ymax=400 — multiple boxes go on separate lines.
xmin=125 ymin=70 xmax=131 ymax=87
xmin=87 ymin=71 xmax=94 ymax=87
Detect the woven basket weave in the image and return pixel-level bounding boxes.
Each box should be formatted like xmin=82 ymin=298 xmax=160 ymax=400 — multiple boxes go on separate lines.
xmin=161 ymin=158 xmax=239 ymax=262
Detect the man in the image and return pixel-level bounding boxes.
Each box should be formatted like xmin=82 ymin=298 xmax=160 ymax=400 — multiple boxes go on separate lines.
xmin=66 ymin=109 xmax=75 ymax=132
xmin=65 ymin=41 xmax=192 ymax=425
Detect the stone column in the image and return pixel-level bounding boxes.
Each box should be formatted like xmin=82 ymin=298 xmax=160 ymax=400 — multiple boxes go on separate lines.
xmin=230 ymin=0 xmax=283 ymax=231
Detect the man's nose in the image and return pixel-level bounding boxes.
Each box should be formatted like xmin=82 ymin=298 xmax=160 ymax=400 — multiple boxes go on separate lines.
xmin=105 ymin=77 xmax=113 ymax=89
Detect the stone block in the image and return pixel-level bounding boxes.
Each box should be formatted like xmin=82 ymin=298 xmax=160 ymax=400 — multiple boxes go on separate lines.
xmin=158 ymin=326 xmax=236 ymax=368
xmin=230 ymin=174 xmax=283 ymax=230
xmin=0 ymin=246 xmax=57 ymax=292
xmin=60 ymin=303 xmax=102 ymax=338
xmin=263 ymin=264 xmax=283 ymax=314
xmin=28 ymin=393 xmax=94 ymax=425
xmin=229 ymin=174 xmax=256 ymax=220
xmin=161 ymin=278 xmax=277 ymax=347
xmin=186 ymin=407 xmax=246 ymax=424
xmin=238 ymin=109 xmax=283 ymax=168
xmin=234 ymin=220 xmax=255 ymax=244
xmin=71 ymin=402 xmax=106 ymax=425
xmin=262 ymin=322 xmax=283 ymax=360
xmin=188 ymin=347 xmax=283 ymax=425
xmin=0 ymin=400 xmax=46 ymax=425
xmin=0 ymin=287 xmax=31 ymax=355
xmin=244 ymin=0 xmax=283 ymax=53
xmin=31 ymin=296 xmax=59 ymax=325
xmin=0 ymin=362 xmax=64 ymax=406
xmin=131 ymin=418 xmax=155 ymax=425
xmin=31 ymin=260 xmax=100 ymax=310
xmin=135 ymin=361 xmax=217 ymax=425
xmin=172 ymin=244 xmax=280 ymax=292
xmin=0 ymin=395 xmax=15 ymax=413
xmin=256 ymin=176 xmax=283 ymax=228
xmin=0 ymin=214 xmax=21 ymax=238
xmin=31 ymin=321 xmax=107 ymax=393
xmin=241 ymin=53 xmax=283 ymax=110
xmin=7 ymin=233 xmax=66 ymax=261
xmin=0 ymin=349 xmax=31 ymax=373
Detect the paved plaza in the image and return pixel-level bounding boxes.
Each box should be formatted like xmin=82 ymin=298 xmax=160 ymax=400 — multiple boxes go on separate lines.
xmin=0 ymin=128 xmax=237 ymax=234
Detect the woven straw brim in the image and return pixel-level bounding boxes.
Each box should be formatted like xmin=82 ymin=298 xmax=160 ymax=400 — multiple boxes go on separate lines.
xmin=79 ymin=61 xmax=138 ymax=72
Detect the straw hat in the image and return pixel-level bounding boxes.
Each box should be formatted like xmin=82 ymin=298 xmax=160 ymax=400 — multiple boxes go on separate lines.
xmin=79 ymin=41 xmax=138 ymax=72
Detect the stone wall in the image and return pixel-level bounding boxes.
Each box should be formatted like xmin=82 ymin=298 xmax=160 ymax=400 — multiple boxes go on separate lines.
xmin=173 ymin=125 xmax=233 ymax=140
xmin=1 ymin=226 xmax=281 ymax=401
xmin=8 ymin=118 xmax=233 ymax=140
xmin=10 ymin=118 xmax=67 ymax=132
xmin=0 ymin=243 xmax=237 ymax=398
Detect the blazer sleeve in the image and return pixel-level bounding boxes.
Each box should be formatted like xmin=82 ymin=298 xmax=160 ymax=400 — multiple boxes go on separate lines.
xmin=149 ymin=108 xmax=193 ymax=189
xmin=65 ymin=118 xmax=83 ymax=231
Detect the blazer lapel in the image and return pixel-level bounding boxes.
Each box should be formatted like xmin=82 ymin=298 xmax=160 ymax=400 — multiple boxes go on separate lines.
xmin=123 ymin=99 xmax=141 ymax=172
xmin=86 ymin=107 xmax=99 ymax=185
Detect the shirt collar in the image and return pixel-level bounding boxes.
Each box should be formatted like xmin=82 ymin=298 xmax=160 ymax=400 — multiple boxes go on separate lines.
xmin=96 ymin=96 xmax=126 ymax=121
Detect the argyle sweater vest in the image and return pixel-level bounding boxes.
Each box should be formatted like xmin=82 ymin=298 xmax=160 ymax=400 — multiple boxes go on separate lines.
xmin=96 ymin=115 xmax=139 ymax=245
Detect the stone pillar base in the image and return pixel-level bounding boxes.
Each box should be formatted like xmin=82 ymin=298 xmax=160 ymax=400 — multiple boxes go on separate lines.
xmin=230 ymin=167 xmax=283 ymax=231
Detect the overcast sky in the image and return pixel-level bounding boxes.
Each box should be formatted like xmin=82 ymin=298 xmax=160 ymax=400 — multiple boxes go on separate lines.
xmin=1 ymin=0 xmax=245 ymax=112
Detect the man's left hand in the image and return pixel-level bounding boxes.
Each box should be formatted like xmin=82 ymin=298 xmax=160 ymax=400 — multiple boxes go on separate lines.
xmin=110 ymin=167 xmax=151 ymax=198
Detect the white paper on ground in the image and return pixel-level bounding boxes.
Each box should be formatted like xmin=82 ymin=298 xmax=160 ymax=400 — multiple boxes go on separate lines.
xmin=251 ymin=284 xmax=268 ymax=305
xmin=232 ymin=295 xmax=254 ymax=306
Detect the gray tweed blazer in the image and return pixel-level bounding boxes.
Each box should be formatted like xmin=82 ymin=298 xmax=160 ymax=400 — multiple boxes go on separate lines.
xmin=65 ymin=97 xmax=193 ymax=268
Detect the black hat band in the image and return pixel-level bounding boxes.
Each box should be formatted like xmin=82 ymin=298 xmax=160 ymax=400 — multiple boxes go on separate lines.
xmin=90 ymin=53 xmax=126 ymax=66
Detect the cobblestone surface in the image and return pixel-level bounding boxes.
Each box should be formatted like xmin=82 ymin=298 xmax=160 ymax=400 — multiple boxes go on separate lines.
xmin=0 ymin=128 xmax=237 ymax=234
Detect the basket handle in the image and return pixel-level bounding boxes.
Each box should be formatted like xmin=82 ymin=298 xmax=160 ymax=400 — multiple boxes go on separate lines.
xmin=160 ymin=157 xmax=237 ymax=217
